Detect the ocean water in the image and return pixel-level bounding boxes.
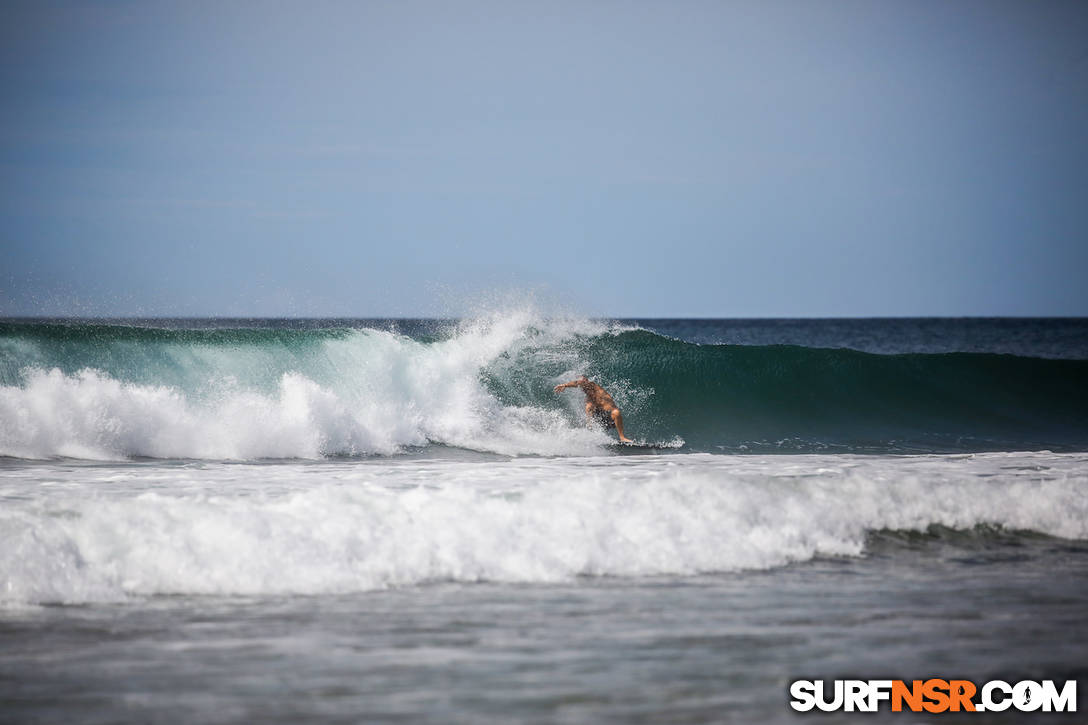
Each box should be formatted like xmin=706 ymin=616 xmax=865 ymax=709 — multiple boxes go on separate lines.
xmin=1 ymin=314 xmax=1087 ymax=723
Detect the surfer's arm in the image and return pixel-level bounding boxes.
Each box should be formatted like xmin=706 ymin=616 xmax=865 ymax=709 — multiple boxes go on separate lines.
xmin=553 ymin=379 xmax=581 ymax=393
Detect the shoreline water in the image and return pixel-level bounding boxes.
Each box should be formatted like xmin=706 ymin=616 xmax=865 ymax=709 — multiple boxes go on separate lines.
xmin=3 ymin=505 xmax=1086 ymax=723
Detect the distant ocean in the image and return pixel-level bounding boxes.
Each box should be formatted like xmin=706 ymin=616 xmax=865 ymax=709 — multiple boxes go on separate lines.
xmin=2 ymin=314 xmax=1087 ymax=723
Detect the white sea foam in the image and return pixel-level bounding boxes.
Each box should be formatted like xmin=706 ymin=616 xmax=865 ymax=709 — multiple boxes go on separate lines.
xmin=2 ymin=452 xmax=1086 ymax=604
xmin=0 ymin=310 xmax=628 ymax=460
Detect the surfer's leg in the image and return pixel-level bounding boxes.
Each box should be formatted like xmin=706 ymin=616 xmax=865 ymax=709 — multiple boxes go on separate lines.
xmin=585 ymin=402 xmax=595 ymax=428
xmin=611 ymin=409 xmax=633 ymax=443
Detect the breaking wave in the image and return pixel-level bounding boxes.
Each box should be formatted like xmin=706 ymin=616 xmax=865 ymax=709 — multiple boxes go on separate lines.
xmin=2 ymin=453 xmax=1086 ymax=604
xmin=1 ymin=312 xmax=1086 ymax=459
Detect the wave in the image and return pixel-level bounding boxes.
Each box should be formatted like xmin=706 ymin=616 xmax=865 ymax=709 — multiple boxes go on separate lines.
xmin=3 ymin=453 xmax=1086 ymax=604
xmin=1 ymin=314 xmax=1086 ymax=459
xmin=567 ymin=329 xmax=1088 ymax=453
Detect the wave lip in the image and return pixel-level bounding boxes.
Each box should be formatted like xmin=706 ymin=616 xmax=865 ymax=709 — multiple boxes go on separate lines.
xmin=2 ymin=453 xmax=1086 ymax=605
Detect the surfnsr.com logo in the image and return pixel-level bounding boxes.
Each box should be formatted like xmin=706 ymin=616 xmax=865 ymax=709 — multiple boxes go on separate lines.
xmin=789 ymin=679 xmax=1077 ymax=713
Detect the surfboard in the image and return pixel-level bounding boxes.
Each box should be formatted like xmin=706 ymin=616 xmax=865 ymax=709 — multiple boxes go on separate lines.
xmin=605 ymin=439 xmax=685 ymax=451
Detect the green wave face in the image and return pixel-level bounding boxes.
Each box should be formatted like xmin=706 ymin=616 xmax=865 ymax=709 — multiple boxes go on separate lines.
xmin=2 ymin=321 xmax=1087 ymax=457
xmin=484 ymin=329 xmax=1088 ymax=453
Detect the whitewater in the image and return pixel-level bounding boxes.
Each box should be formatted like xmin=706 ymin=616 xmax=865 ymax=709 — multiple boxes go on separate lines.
xmin=0 ymin=312 xmax=622 ymax=460
xmin=3 ymin=452 xmax=1087 ymax=605
xmin=2 ymin=312 xmax=1087 ymax=723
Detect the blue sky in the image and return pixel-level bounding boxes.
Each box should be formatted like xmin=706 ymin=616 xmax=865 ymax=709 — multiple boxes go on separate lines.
xmin=2 ymin=0 xmax=1086 ymax=317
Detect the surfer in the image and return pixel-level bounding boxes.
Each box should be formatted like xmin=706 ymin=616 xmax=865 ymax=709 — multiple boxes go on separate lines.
xmin=554 ymin=376 xmax=633 ymax=443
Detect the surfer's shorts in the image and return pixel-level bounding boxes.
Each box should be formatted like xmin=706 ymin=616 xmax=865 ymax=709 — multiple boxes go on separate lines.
xmin=592 ymin=407 xmax=617 ymax=429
